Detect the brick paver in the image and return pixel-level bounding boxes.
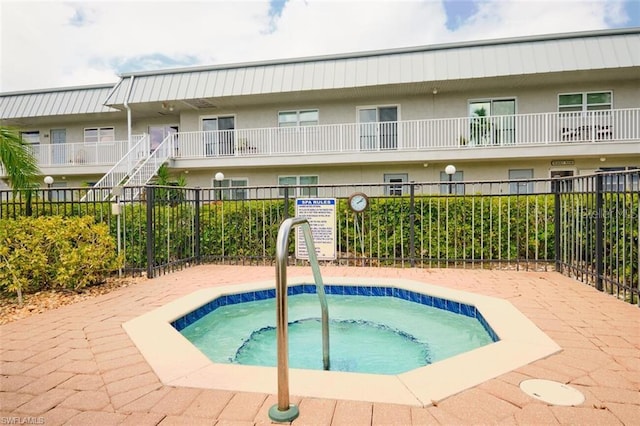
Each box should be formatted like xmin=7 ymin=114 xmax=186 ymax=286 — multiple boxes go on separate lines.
xmin=1 ymin=265 xmax=639 ymax=425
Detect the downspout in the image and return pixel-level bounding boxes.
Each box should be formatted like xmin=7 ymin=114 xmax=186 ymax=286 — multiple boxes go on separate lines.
xmin=123 ymin=75 xmax=135 ymax=152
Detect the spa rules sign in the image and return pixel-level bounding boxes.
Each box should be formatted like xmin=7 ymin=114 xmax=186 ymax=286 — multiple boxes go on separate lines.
xmin=295 ymin=198 xmax=337 ymax=260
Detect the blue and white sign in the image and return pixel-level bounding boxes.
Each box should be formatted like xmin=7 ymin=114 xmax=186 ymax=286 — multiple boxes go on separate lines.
xmin=295 ymin=198 xmax=337 ymax=260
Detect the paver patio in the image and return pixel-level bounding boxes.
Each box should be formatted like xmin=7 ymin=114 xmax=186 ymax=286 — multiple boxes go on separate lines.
xmin=1 ymin=265 xmax=638 ymax=425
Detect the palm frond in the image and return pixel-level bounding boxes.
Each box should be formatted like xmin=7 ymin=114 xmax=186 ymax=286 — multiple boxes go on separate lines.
xmin=0 ymin=126 xmax=41 ymax=190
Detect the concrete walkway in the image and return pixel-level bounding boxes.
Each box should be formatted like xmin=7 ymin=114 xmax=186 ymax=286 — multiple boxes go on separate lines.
xmin=1 ymin=265 xmax=638 ymax=425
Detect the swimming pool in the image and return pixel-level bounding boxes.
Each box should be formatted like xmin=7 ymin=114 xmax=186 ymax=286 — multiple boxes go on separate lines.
xmin=124 ymin=276 xmax=560 ymax=406
xmin=176 ymin=285 xmax=498 ymax=375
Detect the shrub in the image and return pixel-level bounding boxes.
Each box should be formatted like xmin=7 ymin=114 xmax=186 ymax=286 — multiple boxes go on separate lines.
xmin=0 ymin=216 xmax=122 ymax=301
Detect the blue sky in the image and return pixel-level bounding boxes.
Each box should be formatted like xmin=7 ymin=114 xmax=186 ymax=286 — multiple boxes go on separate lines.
xmin=1 ymin=0 xmax=638 ymax=92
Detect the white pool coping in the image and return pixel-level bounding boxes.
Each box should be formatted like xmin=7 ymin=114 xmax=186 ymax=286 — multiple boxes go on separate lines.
xmin=123 ymin=277 xmax=561 ymax=407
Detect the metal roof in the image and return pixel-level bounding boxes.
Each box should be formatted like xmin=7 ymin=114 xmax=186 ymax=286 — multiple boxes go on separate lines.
xmin=0 ymin=84 xmax=119 ymax=120
xmin=104 ymin=28 xmax=640 ymax=106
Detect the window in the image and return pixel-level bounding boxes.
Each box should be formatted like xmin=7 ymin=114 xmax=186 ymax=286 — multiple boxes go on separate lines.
xmin=202 ymin=116 xmax=235 ymax=156
xmin=213 ymin=178 xmax=247 ymax=200
xmin=20 ymin=131 xmax=40 ymax=145
xmin=597 ymin=167 xmax=638 ymax=192
xmin=558 ymin=92 xmax=612 ymax=112
xmin=278 ymin=110 xmax=319 ymax=127
xmin=278 ymin=175 xmax=318 ymax=197
xmin=439 ymin=170 xmax=464 ymax=195
xmin=468 ymin=99 xmax=515 ymax=145
xmin=358 ymin=106 xmax=398 ymax=150
xmin=509 ymin=169 xmax=534 ymax=194
xmin=84 ymin=127 xmax=114 ymax=143
xmin=384 ymin=173 xmax=408 ymax=196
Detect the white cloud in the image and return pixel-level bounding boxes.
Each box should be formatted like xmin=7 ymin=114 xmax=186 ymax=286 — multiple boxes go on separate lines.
xmin=0 ymin=0 xmax=635 ymax=92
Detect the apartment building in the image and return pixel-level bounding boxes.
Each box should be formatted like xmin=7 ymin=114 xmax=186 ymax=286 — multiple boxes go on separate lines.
xmin=1 ymin=28 xmax=639 ymax=197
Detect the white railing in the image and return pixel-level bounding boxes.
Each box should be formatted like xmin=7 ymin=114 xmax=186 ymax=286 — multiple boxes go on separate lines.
xmin=81 ymin=135 xmax=150 ymax=202
xmin=23 ymin=109 xmax=639 ymax=174
xmin=121 ymin=133 xmax=174 ymax=200
xmin=173 ymin=109 xmax=640 ymax=159
xmin=30 ymin=136 xmax=144 ymax=168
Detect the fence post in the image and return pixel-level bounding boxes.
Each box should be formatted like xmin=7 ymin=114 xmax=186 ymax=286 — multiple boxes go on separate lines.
xmin=409 ymin=181 xmax=416 ymax=267
xmin=194 ymin=188 xmax=201 ymax=264
xmin=554 ymin=179 xmax=561 ymax=272
xmin=283 ymin=186 xmax=289 ymax=220
xmin=146 ymin=186 xmax=155 ymax=278
xmin=595 ymin=174 xmax=604 ymax=292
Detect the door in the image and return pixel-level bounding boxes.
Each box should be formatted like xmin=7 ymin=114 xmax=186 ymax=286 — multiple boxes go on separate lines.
xmin=492 ymin=100 xmax=516 ymax=144
xmin=359 ymin=109 xmax=377 ymax=150
xmin=203 ymin=117 xmax=235 ymax=156
xmin=358 ymin=106 xmax=398 ymax=150
xmin=149 ymin=126 xmax=178 ymax=153
xmin=469 ymin=99 xmax=515 ymax=145
xmin=51 ymin=129 xmax=66 ymax=164
xmin=551 ymin=170 xmax=574 ymax=193
xmin=378 ymin=107 xmax=398 ymax=149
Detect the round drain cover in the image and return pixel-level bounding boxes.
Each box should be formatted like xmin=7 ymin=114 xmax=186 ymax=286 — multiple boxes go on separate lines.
xmin=520 ymin=379 xmax=585 ymax=406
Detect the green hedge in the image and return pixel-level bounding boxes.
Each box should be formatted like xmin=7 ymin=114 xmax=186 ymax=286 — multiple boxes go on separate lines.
xmin=0 ymin=216 xmax=123 ymax=300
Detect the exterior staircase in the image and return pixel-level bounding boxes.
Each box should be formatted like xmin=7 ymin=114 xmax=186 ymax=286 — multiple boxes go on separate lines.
xmin=80 ymin=133 xmax=172 ymax=202
xmin=119 ymin=133 xmax=175 ymax=201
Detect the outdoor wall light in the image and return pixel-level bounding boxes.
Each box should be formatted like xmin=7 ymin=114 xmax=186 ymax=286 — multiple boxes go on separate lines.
xmin=43 ymin=175 xmax=54 ymax=187
xmin=215 ymin=172 xmax=225 ymax=181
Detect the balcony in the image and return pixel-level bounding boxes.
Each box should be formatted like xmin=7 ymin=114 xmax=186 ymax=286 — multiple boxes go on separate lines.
xmin=172 ymin=109 xmax=640 ymax=161
xmin=21 ymin=135 xmax=147 ymax=175
xmin=15 ymin=109 xmax=640 ymax=173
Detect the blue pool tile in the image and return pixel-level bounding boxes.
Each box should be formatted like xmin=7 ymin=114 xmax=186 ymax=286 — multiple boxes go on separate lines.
xmin=254 ymin=290 xmax=269 ymax=301
xmin=329 ymin=285 xmax=345 ymax=295
xmin=371 ymin=286 xmax=384 ymax=297
xmin=356 ymin=286 xmax=370 ymax=296
xmin=460 ymin=303 xmax=475 ymax=318
xmin=408 ymin=291 xmax=421 ymax=304
xmin=266 ymin=289 xmax=276 ymax=299
xmin=396 ymin=289 xmax=409 ymax=301
xmin=446 ymin=300 xmax=461 ymax=314
xmin=229 ymin=294 xmax=244 ymax=305
xmin=476 ymin=312 xmax=500 ymax=342
xmin=302 ymin=284 xmax=315 ymax=294
xmin=194 ymin=306 xmax=206 ymax=321
xmin=286 ymin=286 xmax=295 ymax=296
xmin=421 ymin=295 xmax=433 ymax=306
xmin=384 ymin=287 xmax=393 ymax=297
xmin=172 ymin=317 xmax=185 ymax=331
xmin=240 ymin=292 xmax=254 ymax=303
xmin=433 ymin=297 xmax=446 ymax=310
xmin=345 ymin=286 xmax=357 ymax=296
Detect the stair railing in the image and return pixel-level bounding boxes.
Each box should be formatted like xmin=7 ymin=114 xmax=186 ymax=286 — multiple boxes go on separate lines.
xmin=81 ymin=134 xmax=149 ymax=202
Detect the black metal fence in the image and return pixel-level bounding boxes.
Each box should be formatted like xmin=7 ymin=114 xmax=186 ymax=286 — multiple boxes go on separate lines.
xmin=1 ymin=170 xmax=638 ymax=304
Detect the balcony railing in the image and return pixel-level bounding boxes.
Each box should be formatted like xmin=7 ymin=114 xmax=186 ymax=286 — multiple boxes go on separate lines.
xmin=19 ymin=109 xmax=639 ymax=171
xmin=172 ymin=109 xmax=640 ymax=159
xmin=29 ymin=135 xmax=145 ymax=168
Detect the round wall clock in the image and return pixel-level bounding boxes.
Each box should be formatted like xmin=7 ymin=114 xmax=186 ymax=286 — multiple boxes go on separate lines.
xmin=348 ymin=192 xmax=369 ymax=213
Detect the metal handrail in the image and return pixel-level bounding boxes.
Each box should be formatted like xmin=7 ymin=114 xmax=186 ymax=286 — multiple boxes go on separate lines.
xmin=269 ymin=217 xmax=330 ymax=422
